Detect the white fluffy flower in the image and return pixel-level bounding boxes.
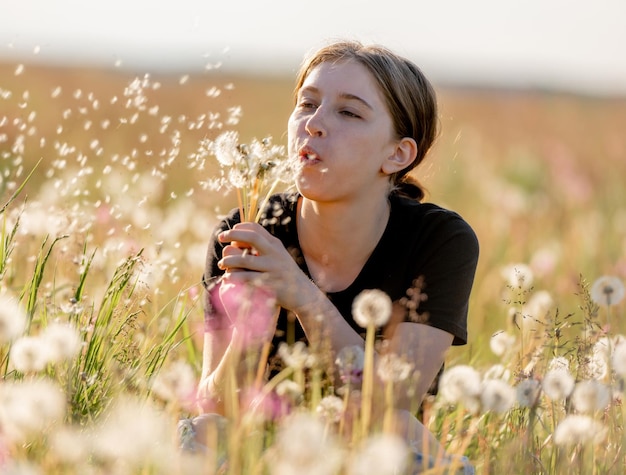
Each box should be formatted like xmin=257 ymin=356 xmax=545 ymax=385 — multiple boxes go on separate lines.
xmin=553 ymin=414 xmax=607 ymax=446
xmin=611 ymin=340 xmax=626 ymax=377
xmin=150 ymin=360 xmax=197 ymax=406
xmin=376 ymin=353 xmax=413 ymax=383
xmin=516 ymin=378 xmax=542 ymax=408
xmin=571 ymin=380 xmax=611 ymax=413
xmin=0 ymin=291 xmax=27 ymax=344
xmin=502 ymin=263 xmax=534 ymax=290
xmin=352 ymin=289 xmax=392 ymax=328
xmin=9 ymin=336 xmax=48 ymax=373
xmin=0 ymin=378 xmax=66 ymax=443
xmin=40 ymin=322 xmax=81 ymax=364
xmin=270 ymin=412 xmax=344 ymax=475
xmin=278 ymin=341 xmax=316 ymax=370
xmin=480 ymin=379 xmax=516 ymax=414
xmin=489 ymin=330 xmax=516 ymax=356
xmin=439 ymin=365 xmax=481 ymax=413
xmin=542 ymin=368 xmax=575 ymax=401
xmin=590 ymin=276 xmax=625 ymax=307
xmin=526 ymin=290 xmax=554 ymax=320
xmin=547 ymin=356 xmax=570 ymax=372
xmin=348 ymin=433 xmax=408 ymax=475
xmin=316 ymin=395 xmax=345 ymax=424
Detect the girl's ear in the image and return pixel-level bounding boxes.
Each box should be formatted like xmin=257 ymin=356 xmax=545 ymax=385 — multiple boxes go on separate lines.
xmin=381 ymin=137 xmax=418 ymax=175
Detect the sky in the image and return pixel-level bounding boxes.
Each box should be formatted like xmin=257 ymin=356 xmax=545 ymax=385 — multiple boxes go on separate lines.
xmin=2 ymin=0 xmax=626 ymax=95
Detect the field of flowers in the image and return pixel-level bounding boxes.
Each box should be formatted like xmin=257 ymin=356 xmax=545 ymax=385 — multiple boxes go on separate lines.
xmin=0 ymin=59 xmax=625 ymax=474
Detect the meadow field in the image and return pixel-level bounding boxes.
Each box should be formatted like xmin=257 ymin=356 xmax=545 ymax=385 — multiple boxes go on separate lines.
xmin=0 ymin=60 xmax=625 ymax=474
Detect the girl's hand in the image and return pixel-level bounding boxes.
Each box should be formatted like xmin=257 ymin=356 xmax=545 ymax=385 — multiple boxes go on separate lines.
xmin=217 ymin=222 xmax=320 ymax=313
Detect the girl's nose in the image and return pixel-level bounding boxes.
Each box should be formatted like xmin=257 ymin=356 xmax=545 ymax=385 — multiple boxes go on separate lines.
xmin=304 ymin=109 xmax=326 ymax=137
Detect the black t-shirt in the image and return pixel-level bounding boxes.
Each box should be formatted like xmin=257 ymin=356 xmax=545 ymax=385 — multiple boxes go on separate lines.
xmin=203 ymin=191 xmax=479 ymax=354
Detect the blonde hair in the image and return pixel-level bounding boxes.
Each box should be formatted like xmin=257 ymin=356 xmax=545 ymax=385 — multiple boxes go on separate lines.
xmin=294 ymin=40 xmax=439 ymax=201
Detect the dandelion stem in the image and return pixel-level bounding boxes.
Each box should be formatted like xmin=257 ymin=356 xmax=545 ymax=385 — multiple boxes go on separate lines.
xmin=361 ymin=324 xmax=375 ymax=439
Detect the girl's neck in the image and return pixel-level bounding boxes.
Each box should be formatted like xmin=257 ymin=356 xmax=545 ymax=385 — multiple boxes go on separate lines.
xmin=296 ymin=194 xmax=391 ymax=292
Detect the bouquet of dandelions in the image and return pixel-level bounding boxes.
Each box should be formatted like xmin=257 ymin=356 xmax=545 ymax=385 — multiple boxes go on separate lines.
xmin=204 ymin=131 xmax=296 ymax=394
xmin=208 ymin=130 xmax=294 ymax=223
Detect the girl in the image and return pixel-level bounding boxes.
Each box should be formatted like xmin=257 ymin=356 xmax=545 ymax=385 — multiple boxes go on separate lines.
xmin=194 ymin=40 xmax=478 ymax=473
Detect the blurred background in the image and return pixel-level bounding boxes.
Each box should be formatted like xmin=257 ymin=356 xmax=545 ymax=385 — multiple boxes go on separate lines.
xmin=1 ymin=0 xmax=625 ymax=352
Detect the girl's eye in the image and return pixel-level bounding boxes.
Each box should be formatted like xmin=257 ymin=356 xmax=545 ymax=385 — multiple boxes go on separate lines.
xmin=340 ymin=110 xmax=361 ymax=119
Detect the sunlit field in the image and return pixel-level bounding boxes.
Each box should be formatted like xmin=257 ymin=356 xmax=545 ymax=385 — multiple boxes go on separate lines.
xmin=1 ymin=59 xmax=625 ymax=474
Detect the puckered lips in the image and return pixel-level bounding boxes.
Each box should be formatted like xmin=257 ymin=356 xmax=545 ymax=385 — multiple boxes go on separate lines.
xmin=298 ymin=145 xmax=321 ymax=165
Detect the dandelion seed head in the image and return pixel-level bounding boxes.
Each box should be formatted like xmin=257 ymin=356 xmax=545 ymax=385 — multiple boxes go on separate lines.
xmin=352 ymin=288 xmax=392 ymax=328
xmin=611 ymin=340 xmax=626 ymax=377
xmin=275 ymin=379 xmax=303 ymax=400
xmin=553 ymin=414 xmax=607 ymax=446
xmin=516 ymin=378 xmax=542 ymax=408
xmin=376 ymin=353 xmax=413 ymax=383
xmin=278 ymin=341 xmax=316 ymax=370
xmin=502 ymin=263 xmax=534 ymax=290
xmin=548 ymin=356 xmax=570 ymax=372
xmin=489 ymin=330 xmax=516 ymax=356
xmin=590 ymin=275 xmax=625 ymax=307
xmin=480 ymin=379 xmax=516 ymax=414
xmin=90 ymin=397 xmax=176 ymax=468
xmin=542 ymin=368 xmax=575 ymax=401
xmin=271 ymin=412 xmax=344 ymax=475
xmin=335 ymin=345 xmax=364 ymax=386
xmin=571 ymin=380 xmax=610 ymax=413
xmin=40 ymin=322 xmax=81 ymax=363
xmin=0 ymin=292 xmax=27 ymax=343
xmin=526 ymin=290 xmax=554 ymax=320
xmin=150 ymin=360 xmax=197 ymax=408
xmin=0 ymin=379 xmax=66 ymax=443
xmin=483 ymin=364 xmax=511 ymax=381
xmin=348 ymin=434 xmax=408 ymax=475
xmin=316 ymin=395 xmax=344 ymax=424
xmin=439 ymin=365 xmax=481 ymax=412
xmin=9 ymin=336 xmax=48 ymax=373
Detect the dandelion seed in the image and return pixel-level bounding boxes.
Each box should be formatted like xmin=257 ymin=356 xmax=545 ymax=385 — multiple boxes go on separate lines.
xmin=489 ymin=330 xmax=516 ymax=356
xmin=516 ymin=378 xmax=541 ymax=408
xmin=14 ymin=64 xmax=24 ymax=76
xmin=352 ymin=288 xmax=392 ymax=328
xmin=439 ymin=365 xmax=481 ymax=413
xmin=542 ymin=368 xmax=575 ymax=401
xmin=571 ymin=380 xmax=610 ymax=413
xmin=590 ymin=276 xmax=625 ymax=307
xmin=553 ymin=414 xmax=607 ymax=446
xmin=480 ymin=379 xmax=516 ymax=413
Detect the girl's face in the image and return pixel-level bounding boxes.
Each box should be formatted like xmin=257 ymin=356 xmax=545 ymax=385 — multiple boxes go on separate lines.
xmin=288 ymin=59 xmax=399 ymax=203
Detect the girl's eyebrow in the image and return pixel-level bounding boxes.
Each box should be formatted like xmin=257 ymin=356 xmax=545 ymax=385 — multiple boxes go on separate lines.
xmin=299 ymin=85 xmax=373 ymax=110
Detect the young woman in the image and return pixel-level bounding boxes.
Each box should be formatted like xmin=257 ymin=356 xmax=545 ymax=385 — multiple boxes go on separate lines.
xmin=195 ymin=40 xmax=478 ymax=472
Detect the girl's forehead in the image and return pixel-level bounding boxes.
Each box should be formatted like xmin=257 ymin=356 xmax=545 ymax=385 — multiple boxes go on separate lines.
xmin=301 ymin=60 xmax=380 ymax=97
